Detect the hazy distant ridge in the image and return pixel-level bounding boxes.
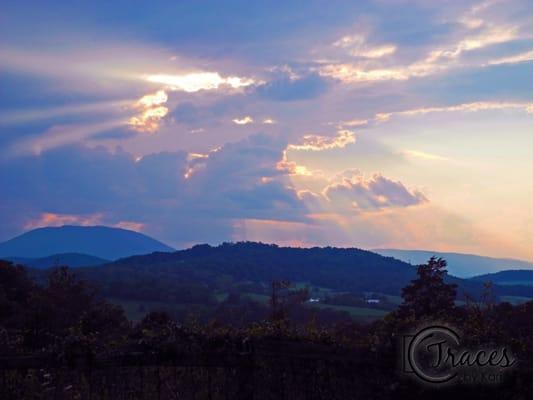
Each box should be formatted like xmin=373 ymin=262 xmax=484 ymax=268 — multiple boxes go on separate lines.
xmin=374 ymin=249 xmax=533 ymax=278
xmin=0 ymin=225 xmax=175 ymax=260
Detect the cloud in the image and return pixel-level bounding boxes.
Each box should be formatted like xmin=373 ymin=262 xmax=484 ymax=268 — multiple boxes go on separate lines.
xmin=255 ymin=73 xmax=329 ymax=101
xmin=24 ymin=212 xmax=144 ymax=233
xmin=323 ymin=172 xmax=427 ymax=212
xmin=319 ymin=6 xmax=521 ymax=85
xmin=287 ymin=129 xmax=356 ymax=151
xmin=0 ymin=135 xmax=308 ymax=245
xmin=488 ymin=50 xmax=533 ymax=65
xmin=402 ymin=150 xmax=449 ymax=162
xmin=337 ymin=100 xmax=533 ymax=132
xmin=170 ymin=102 xmax=200 ymax=124
xmin=232 ymin=116 xmax=254 ymax=125
xmin=145 ymin=72 xmax=256 ymax=93
xmin=333 ymin=34 xmax=397 ymax=58
xmin=24 ymin=212 xmax=104 ymax=230
xmin=276 ymin=129 xmax=359 ymax=178
xmin=128 ymin=90 xmax=169 ymax=133
xmin=426 ymin=25 xmax=517 ymax=62
xmin=375 ymin=101 xmax=533 ymax=122
xmin=338 ymin=119 xmax=369 ymax=128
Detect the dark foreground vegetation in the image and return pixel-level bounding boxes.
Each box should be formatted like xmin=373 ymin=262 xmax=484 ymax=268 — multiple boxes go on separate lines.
xmin=2 ymin=257 xmax=533 ymax=399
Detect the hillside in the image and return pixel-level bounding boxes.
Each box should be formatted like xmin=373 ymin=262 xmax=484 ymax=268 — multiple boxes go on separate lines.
xmin=471 ymin=270 xmax=533 ymax=286
xmin=373 ymin=249 xmax=533 ymax=278
xmin=74 ymin=242 xmax=533 ymax=308
xmin=0 ymin=225 xmax=175 ymax=260
xmin=6 ymin=253 xmax=108 ymax=269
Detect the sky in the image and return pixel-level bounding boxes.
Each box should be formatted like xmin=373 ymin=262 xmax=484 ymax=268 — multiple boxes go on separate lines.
xmin=1 ymin=0 xmax=532 ymax=260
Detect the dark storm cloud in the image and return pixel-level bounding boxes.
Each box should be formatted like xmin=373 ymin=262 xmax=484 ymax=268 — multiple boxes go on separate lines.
xmin=0 ymin=134 xmax=308 ymax=245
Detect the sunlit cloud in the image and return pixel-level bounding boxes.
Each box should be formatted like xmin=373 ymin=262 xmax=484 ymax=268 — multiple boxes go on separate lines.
xmin=113 ymin=221 xmax=145 ymax=232
xmin=352 ymin=44 xmax=397 ymax=59
xmin=375 ymin=101 xmax=533 ymax=122
xmin=24 ymin=212 xmax=144 ymax=232
xmin=277 ymin=129 xmax=357 ymax=177
xmin=488 ymin=50 xmax=533 ymax=65
xmin=183 ymin=147 xmax=220 ymax=179
xmin=459 ymin=16 xmax=485 ymax=29
xmin=337 ymin=100 xmax=533 ymax=130
xmin=287 ymin=129 xmax=356 ymax=151
xmin=426 ymin=25 xmax=517 ymax=63
xmin=333 ymin=34 xmax=365 ymax=49
xmin=232 ymin=116 xmax=254 ymax=125
xmin=277 ymin=158 xmax=316 ymax=176
xmin=263 ymin=118 xmax=276 ymax=124
xmin=338 ymin=118 xmax=369 ymax=128
xmin=145 ymin=72 xmax=256 ymax=92
xmin=321 ymin=14 xmax=520 ymax=84
xmin=187 ymin=152 xmax=209 ymax=160
xmin=135 ymin=89 xmax=168 ymax=108
xmin=276 ymin=148 xmax=324 ymax=177
xmin=128 ymin=90 xmax=169 ymax=133
xmin=24 ymin=212 xmax=104 ymax=230
xmin=323 ymin=172 xmax=427 ymax=212
xmin=319 ymin=56 xmax=452 ymax=82
xmin=403 ymin=150 xmax=450 ymax=162
xmin=333 ymin=34 xmax=397 ymax=58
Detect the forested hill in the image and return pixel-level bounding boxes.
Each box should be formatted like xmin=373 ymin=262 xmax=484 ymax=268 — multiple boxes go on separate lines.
xmin=76 ymin=242 xmax=533 ymax=302
xmin=471 ymin=270 xmax=533 ymax=286
xmin=107 ymin=242 xmax=414 ymax=295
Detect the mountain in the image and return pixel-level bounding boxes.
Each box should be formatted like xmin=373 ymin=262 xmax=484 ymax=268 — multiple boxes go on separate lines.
xmin=6 ymin=253 xmax=109 ymax=269
xmin=0 ymin=225 xmax=175 ymax=260
xmin=471 ymin=270 xmax=533 ymax=286
xmin=373 ymin=249 xmax=533 ymax=278
xmin=73 ymin=242 xmax=533 ymax=307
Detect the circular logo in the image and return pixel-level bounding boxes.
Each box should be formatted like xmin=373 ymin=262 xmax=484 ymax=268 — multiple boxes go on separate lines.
xmin=406 ymin=325 xmax=460 ymax=384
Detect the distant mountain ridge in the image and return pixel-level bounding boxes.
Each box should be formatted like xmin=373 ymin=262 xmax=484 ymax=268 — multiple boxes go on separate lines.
xmin=471 ymin=270 xmax=533 ymax=286
xmin=373 ymin=249 xmax=533 ymax=278
xmin=0 ymin=225 xmax=175 ymax=260
xmin=6 ymin=253 xmax=109 ymax=269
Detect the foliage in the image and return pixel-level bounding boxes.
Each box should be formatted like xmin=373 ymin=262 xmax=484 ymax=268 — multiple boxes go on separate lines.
xmin=397 ymin=256 xmax=457 ymax=320
xmin=3 ymin=256 xmax=533 ymax=398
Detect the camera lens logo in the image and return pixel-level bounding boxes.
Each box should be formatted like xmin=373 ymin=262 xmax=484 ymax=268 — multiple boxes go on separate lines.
xmin=402 ymin=325 xmax=516 ymax=385
xmin=403 ymin=326 xmax=460 ymax=384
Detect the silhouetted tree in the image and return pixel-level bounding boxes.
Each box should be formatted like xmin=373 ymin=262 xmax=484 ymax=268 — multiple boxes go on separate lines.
xmin=397 ymin=257 xmax=457 ymax=319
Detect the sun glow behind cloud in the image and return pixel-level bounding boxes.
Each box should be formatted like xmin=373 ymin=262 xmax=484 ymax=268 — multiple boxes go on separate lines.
xmin=127 ymin=71 xmax=257 ymax=133
xmin=232 ymin=116 xmax=254 ymax=125
xmin=145 ymin=72 xmax=256 ymax=92
xmin=128 ymin=90 xmax=169 ymax=133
